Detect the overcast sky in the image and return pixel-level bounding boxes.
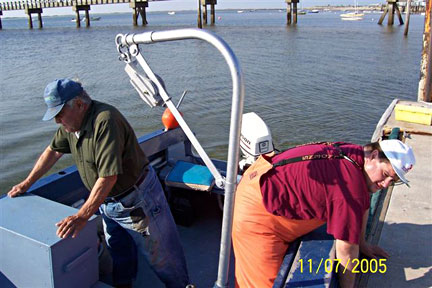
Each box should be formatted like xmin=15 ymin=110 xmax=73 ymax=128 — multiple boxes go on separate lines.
xmin=2 ymin=0 xmax=384 ymax=17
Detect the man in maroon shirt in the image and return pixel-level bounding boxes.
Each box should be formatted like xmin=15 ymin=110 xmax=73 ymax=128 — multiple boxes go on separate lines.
xmin=232 ymin=140 xmax=415 ymax=288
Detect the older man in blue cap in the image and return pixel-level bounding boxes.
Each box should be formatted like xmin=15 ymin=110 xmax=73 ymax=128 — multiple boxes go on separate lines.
xmin=8 ymin=78 xmax=190 ymax=288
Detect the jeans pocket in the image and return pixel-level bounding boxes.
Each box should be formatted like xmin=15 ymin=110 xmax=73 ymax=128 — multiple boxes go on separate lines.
xmin=130 ymin=207 xmax=150 ymax=236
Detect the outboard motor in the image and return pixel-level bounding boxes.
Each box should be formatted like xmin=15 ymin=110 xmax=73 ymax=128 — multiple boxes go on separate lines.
xmin=239 ymin=112 xmax=273 ymax=172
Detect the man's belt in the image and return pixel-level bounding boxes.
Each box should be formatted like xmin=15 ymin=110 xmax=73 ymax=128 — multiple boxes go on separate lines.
xmin=104 ymin=167 xmax=148 ymax=203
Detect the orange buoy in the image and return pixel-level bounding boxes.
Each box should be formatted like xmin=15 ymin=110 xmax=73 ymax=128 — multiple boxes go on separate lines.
xmin=162 ymin=108 xmax=182 ymax=130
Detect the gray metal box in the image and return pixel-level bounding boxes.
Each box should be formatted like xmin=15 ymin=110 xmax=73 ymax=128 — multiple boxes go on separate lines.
xmin=0 ymin=194 xmax=99 ymax=287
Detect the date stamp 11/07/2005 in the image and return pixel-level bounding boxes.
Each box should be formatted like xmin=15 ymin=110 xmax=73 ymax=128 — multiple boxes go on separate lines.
xmin=298 ymin=258 xmax=387 ymax=274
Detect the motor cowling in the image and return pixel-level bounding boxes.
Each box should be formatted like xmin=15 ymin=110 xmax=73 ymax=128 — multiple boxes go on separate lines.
xmin=239 ymin=112 xmax=273 ymax=171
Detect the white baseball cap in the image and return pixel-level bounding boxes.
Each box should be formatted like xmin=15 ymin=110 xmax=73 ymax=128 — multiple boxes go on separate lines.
xmin=379 ymin=139 xmax=416 ymax=185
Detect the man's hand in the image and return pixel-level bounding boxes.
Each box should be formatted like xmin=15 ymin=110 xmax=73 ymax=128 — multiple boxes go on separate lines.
xmin=360 ymin=242 xmax=389 ymax=259
xmin=56 ymin=214 xmax=88 ymax=238
xmin=8 ymin=181 xmax=30 ymax=197
xmin=8 ymin=146 xmax=63 ymax=198
xmin=55 ymin=175 xmax=117 ymax=239
xmin=336 ymin=239 xmax=359 ymax=288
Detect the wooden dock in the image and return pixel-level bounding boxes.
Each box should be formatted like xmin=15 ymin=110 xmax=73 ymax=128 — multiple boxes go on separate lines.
xmin=0 ymin=0 xmax=152 ymax=28
xmin=361 ymin=100 xmax=432 ymax=287
xmin=0 ymin=0 xmax=218 ymax=29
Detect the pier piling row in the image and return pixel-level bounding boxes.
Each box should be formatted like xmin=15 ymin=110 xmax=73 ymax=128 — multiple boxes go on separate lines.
xmin=130 ymin=0 xmax=148 ymax=26
xmin=285 ymin=0 xmax=299 ymax=25
xmin=378 ymin=0 xmax=404 ymax=25
xmin=0 ymin=0 xmax=163 ymax=29
xmin=197 ymin=0 xmax=216 ymax=29
xmin=25 ymin=7 xmax=43 ymax=29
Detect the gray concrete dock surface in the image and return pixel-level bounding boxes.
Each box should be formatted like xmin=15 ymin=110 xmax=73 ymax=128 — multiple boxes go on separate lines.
xmin=367 ymin=129 xmax=432 ymax=286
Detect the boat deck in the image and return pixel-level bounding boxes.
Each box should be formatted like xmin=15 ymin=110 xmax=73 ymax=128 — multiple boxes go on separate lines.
xmin=131 ymin=193 xmax=235 ymax=287
xmin=366 ymin=101 xmax=432 ymax=287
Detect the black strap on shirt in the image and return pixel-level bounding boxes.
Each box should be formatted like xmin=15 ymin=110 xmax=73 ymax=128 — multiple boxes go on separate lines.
xmin=273 ymin=142 xmax=362 ymax=169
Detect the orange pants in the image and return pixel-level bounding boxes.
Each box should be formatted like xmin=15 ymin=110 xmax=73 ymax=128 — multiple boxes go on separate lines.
xmin=232 ymin=154 xmax=325 ymax=288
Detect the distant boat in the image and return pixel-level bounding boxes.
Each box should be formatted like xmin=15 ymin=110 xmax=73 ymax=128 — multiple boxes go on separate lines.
xmin=298 ymin=10 xmax=307 ymax=15
xmin=309 ymin=10 xmax=319 ymax=13
xmin=340 ymin=12 xmax=364 ymax=18
xmin=168 ymin=11 xmax=175 ymax=15
xmin=71 ymin=17 xmax=100 ymax=22
xmin=237 ymin=10 xmax=244 ymax=13
xmin=70 ymin=18 xmax=86 ymax=23
xmin=341 ymin=0 xmax=364 ymax=20
xmin=341 ymin=15 xmax=363 ymax=21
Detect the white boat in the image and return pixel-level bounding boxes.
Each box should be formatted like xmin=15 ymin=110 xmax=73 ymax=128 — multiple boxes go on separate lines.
xmin=71 ymin=17 xmax=97 ymax=23
xmin=237 ymin=10 xmax=244 ymax=14
xmin=341 ymin=12 xmax=364 ymax=18
xmin=168 ymin=11 xmax=176 ymax=15
xmin=70 ymin=18 xmax=86 ymax=23
xmin=309 ymin=9 xmax=319 ymax=13
xmin=341 ymin=15 xmax=363 ymax=21
xmin=341 ymin=0 xmax=364 ymax=20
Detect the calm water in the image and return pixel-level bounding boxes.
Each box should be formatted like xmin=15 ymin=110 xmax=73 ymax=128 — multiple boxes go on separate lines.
xmin=0 ymin=10 xmax=426 ymax=193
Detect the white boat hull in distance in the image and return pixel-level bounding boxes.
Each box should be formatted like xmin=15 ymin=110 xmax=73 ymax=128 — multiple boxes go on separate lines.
xmin=341 ymin=12 xmax=364 ymax=20
xmin=341 ymin=17 xmax=363 ymax=21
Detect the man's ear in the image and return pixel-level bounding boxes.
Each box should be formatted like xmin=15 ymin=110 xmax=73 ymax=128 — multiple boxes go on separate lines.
xmin=370 ymin=149 xmax=379 ymax=160
xmin=75 ymin=98 xmax=84 ymax=109
xmin=364 ymin=149 xmax=378 ymax=161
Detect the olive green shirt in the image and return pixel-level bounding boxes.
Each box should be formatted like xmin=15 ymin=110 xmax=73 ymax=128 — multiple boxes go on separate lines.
xmin=50 ymin=100 xmax=149 ymax=196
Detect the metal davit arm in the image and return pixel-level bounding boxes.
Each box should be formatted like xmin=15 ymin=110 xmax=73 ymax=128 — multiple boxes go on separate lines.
xmin=116 ymin=28 xmax=245 ymax=288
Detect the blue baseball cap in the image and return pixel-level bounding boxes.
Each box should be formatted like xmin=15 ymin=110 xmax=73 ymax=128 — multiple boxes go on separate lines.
xmin=42 ymin=79 xmax=83 ymax=121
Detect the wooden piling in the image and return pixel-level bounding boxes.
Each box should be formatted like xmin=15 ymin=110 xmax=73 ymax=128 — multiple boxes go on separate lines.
xmin=25 ymin=7 xmax=43 ymax=29
xmin=378 ymin=0 xmax=403 ymax=26
xmin=388 ymin=1 xmax=394 ymax=25
xmin=139 ymin=6 xmax=147 ymax=25
xmin=203 ymin=3 xmax=207 ymax=24
xmin=198 ymin=0 xmax=216 ymax=27
xmin=378 ymin=7 xmax=388 ymax=24
xmin=0 ymin=10 xmax=3 ymax=30
xmin=37 ymin=11 xmax=42 ymax=28
xmin=285 ymin=0 xmax=299 ymax=25
xmin=404 ymin=0 xmax=412 ymax=36
xmin=197 ymin=0 xmax=202 ymax=29
xmin=132 ymin=8 xmax=137 ymax=26
xmin=211 ymin=3 xmax=215 ymax=24
xmin=287 ymin=4 xmax=292 ymax=25
xmin=395 ymin=3 xmax=403 ymax=25
xmin=130 ymin=0 xmax=148 ymax=26
xmin=418 ymin=0 xmax=431 ymax=102
xmin=27 ymin=12 xmax=33 ymax=29
xmin=73 ymin=5 xmax=90 ymax=28
xmin=75 ymin=10 xmax=80 ymax=28
xmin=85 ymin=9 xmax=90 ymax=27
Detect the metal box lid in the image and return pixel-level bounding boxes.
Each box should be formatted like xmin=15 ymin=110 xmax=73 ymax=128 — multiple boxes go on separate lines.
xmin=0 ymin=193 xmax=95 ymax=246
